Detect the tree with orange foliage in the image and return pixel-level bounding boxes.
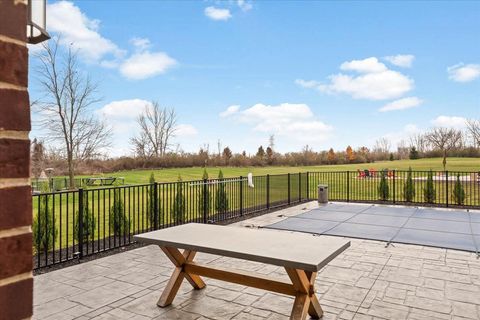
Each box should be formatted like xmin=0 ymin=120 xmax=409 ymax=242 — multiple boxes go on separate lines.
xmin=346 ymin=145 xmax=355 ymax=162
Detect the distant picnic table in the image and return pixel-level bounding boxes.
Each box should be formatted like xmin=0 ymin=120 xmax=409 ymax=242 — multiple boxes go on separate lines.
xmin=82 ymin=177 xmax=119 ymax=186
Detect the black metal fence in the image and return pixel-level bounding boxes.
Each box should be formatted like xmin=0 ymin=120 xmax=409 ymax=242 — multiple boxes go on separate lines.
xmin=308 ymin=170 xmax=480 ymax=207
xmin=32 ymin=170 xmax=480 ymax=270
xmin=32 ymin=173 xmax=309 ymax=269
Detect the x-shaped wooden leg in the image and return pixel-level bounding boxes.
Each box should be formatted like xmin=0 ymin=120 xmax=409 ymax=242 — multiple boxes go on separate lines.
xmin=157 ymin=246 xmax=206 ymax=307
xmin=286 ymin=268 xmax=323 ymax=320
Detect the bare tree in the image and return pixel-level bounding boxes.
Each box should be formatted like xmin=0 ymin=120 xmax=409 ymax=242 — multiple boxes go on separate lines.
xmin=425 ymin=127 xmax=463 ymax=170
xmin=131 ymin=102 xmax=177 ymax=158
xmin=374 ymin=138 xmax=391 ymax=153
xmin=268 ymin=134 xmax=275 ymax=151
xmin=35 ymin=38 xmax=111 ymax=188
xmin=467 ymin=119 xmax=480 ymax=148
xmin=373 ymin=138 xmax=391 ymax=160
xmin=31 ymin=138 xmax=45 ymax=178
xmin=409 ymin=133 xmax=428 ymax=153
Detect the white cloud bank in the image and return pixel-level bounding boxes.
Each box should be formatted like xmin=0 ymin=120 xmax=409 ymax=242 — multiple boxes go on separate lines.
xmin=47 ymin=1 xmax=122 ymax=62
xmin=447 ymin=63 xmax=480 ymax=82
xmin=431 ymin=115 xmax=468 ymax=129
xmin=204 ymin=7 xmax=232 ymax=21
xmin=384 ymin=55 xmax=415 ymax=68
xmin=296 ymin=57 xmax=414 ymax=100
xmin=220 ymin=103 xmax=333 ymax=143
xmin=47 ymin=1 xmax=176 ymax=80
xmin=379 ymin=97 xmax=423 ymax=112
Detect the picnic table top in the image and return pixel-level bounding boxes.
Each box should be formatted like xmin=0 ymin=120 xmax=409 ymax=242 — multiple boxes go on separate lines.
xmin=134 ymin=223 xmax=350 ymax=272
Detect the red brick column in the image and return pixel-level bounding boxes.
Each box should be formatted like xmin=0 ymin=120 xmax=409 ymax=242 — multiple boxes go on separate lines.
xmin=0 ymin=1 xmax=33 ymax=319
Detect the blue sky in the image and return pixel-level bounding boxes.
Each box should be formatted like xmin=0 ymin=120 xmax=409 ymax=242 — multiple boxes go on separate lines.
xmin=29 ymin=1 xmax=480 ymax=156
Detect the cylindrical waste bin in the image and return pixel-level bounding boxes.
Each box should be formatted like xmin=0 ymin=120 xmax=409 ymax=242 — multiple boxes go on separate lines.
xmin=318 ymin=184 xmax=328 ymax=203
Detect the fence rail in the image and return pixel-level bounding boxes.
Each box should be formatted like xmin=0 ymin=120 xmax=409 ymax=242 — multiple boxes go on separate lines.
xmin=32 ymin=170 xmax=480 ymax=270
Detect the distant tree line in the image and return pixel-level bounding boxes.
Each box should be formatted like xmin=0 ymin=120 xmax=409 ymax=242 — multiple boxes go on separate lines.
xmin=32 ymin=124 xmax=480 ymax=177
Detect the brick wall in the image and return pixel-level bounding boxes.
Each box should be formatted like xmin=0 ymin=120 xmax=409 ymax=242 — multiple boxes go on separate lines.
xmin=0 ymin=1 xmax=33 ymax=319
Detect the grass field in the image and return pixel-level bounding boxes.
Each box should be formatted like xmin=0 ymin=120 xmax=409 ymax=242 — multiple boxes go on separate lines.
xmin=103 ymin=157 xmax=480 ymax=184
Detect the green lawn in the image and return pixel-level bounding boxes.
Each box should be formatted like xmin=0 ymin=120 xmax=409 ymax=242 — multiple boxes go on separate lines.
xmin=102 ymin=157 xmax=480 ymax=184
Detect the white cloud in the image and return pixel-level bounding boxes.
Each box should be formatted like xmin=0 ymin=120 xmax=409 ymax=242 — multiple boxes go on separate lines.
xmin=237 ymin=0 xmax=253 ymax=12
xmin=204 ymin=6 xmax=232 ymax=21
xmin=47 ymin=1 xmax=122 ymax=62
xmin=340 ymin=57 xmax=387 ymax=73
xmin=119 ymin=51 xmax=177 ymax=80
xmin=175 ymin=124 xmax=198 ymax=137
xmin=220 ymin=105 xmax=240 ymax=117
xmin=295 ymin=79 xmax=321 ymax=89
xmin=431 ymin=115 xmax=468 ymax=129
xmin=297 ymin=57 xmax=414 ymax=100
xmin=221 ymin=103 xmax=333 ymax=143
xmin=46 ymin=2 xmax=177 ymax=80
xmin=130 ymin=37 xmax=151 ymax=51
xmin=97 ymin=99 xmax=152 ymax=120
xmin=384 ymin=55 xmax=415 ymax=68
xmin=447 ymin=63 xmax=480 ymax=82
xmin=379 ymin=97 xmax=423 ymax=112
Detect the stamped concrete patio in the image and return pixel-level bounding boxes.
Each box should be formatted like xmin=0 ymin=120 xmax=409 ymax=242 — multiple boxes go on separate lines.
xmin=34 ymin=202 xmax=480 ymax=320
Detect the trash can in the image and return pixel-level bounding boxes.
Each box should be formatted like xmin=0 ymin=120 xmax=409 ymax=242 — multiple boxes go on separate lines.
xmin=318 ymin=184 xmax=328 ymax=203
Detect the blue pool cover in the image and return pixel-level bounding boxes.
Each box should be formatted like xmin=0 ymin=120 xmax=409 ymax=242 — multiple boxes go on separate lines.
xmin=265 ymin=203 xmax=480 ymax=253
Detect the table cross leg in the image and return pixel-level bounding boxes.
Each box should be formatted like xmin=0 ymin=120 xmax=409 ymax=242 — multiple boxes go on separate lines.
xmin=286 ymin=268 xmax=323 ymax=320
xmin=157 ymin=246 xmax=206 ymax=307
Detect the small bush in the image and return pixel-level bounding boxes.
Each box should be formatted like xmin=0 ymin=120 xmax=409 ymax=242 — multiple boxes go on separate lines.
xmin=215 ymin=170 xmax=229 ymax=213
xmin=403 ymin=167 xmax=415 ymax=202
xmin=198 ymin=168 xmax=211 ymax=215
xmin=409 ymin=147 xmax=419 ymax=160
xmin=171 ymin=176 xmax=186 ymax=223
xmin=147 ymin=172 xmax=156 ymax=227
xmin=423 ymin=170 xmax=436 ymax=203
xmin=377 ymin=171 xmax=389 ymax=201
xmin=74 ymin=196 xmax=96 ymax=242
xmin=109 ymin=190 xmax=130 ymax=236
xmin=32 ymin=189 xmax=57 ymax=254
xmin=453 ymin=174 xmax=465 ymax=205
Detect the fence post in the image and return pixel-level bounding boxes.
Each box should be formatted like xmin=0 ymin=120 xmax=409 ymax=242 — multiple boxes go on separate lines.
xmin=298 ymin=172 xmax=302 ymax=202
xmin=445 ymin=170 xmax=449 ymax=208
xmin=306 ymin=172 xmax=310 ymax=200
xmin=392 ymin=170 xmax=396 ymax=204
xmin=239 ymin=176 xmax=244 ymax=216
xmin=78 ymin=188 xmax=84 ymax=259
xmin=346 ymin=171 xmax=350 ymax=202
xmin=203 ymin=178 xmax=208 ymax=223
xmin=266 ymin=174 xmax=270 ymax=210
xmin=153 ymin=182 xmax=159 ymax=229
xmin=287 ymin=173 xmax=291 ymax=205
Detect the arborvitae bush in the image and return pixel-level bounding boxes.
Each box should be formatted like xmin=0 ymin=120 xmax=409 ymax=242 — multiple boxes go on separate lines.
xmin=403 ymin=167 xmax=415 ymax=202
xmin=109 ymin=189 xmax=130 ymax=236
xmin=378 ymin=171 xmax=389 ymax=201
xmin=147 ymin=172 xmax=156 ymax=227
xmin=423 ymin=170 xmax=436 ymax=203
xmin=198 ymin=168 xmax=211 ymax=215
xmin=453 ymin=174 xmax=465 ymax=205
xmin=32 ymin=185 xmax=57 ymax=254
xmin=171 ymin=175 xmax=186 ymax=223
xmin=215 ymin=170 xmax=229 ymax=213
xmin=74 ymin=196 xmax=96 ymax=242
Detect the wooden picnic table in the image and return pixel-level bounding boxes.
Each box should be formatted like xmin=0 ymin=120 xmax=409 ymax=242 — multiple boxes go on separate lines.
xmin=134 ymin=223 xmax=350 ymax=320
